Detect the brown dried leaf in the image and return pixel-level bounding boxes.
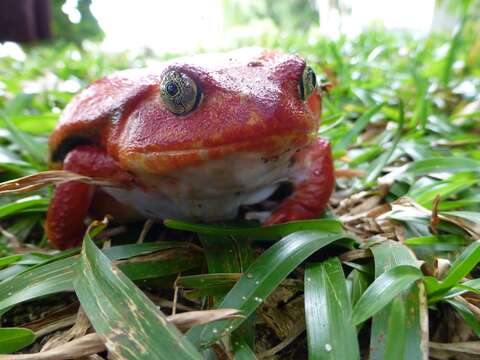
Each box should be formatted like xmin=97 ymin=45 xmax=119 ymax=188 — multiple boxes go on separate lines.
xmin=431 ymin=195 xmax=441 ymax=235
xmin=334 ymin=168 xmax=365 ymax=178
xmin=389 ymin=197 xmax=480 ymax=238
xmin=0 ymin=171 xmax=121 ymax=196
xmin=168 ymin=308 xmax=242 ymax=332
xmin=0 ymin=333 xmax=105 ymax=360
xmin=429 ymin=341 xmax=480 ymax=359
xmin=0 ymin=309 xmax=241 ymax=360
xmin=41 ymin=307 xmax=91 ymax=352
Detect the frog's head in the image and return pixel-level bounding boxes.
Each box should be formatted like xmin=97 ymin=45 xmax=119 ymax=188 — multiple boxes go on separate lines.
xmin=49 ymin=48 xmax=322 ymax=175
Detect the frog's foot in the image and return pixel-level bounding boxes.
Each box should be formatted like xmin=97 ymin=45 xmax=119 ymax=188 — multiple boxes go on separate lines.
xmin=46 ymin=145 xmax=133 ymax=249
xmin=264 ymin=138 xmax=334 ymax=225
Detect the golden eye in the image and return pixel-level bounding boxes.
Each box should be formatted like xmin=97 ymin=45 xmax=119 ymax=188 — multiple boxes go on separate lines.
xmin=299 ymin=66 xmax=317 ymax=101
xmin=160 ymin=70 xmax=201 ymax=115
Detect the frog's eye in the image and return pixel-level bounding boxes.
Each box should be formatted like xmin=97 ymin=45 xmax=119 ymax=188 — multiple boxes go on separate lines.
xmin=299 ymin=66 xmax=317 ymax=101
xmin=160 ymin=70 xmax=201 ymax=115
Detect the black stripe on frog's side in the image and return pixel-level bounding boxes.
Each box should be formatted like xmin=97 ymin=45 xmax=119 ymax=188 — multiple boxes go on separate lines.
xmin=50 ymin=136 xmax=93 ymax=162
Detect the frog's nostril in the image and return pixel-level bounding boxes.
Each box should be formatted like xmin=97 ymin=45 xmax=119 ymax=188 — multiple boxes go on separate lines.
xmin=248 ymin=61 xmax=263 ymax=67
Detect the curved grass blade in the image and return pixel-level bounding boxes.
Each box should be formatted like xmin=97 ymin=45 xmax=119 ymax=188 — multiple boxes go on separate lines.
xmin=442 ymin=278 xmax=480 ymax=299
xmin=0 ymin=255 xmax=22 ymax=269
xmin=368 ymin=241 xmax=428 ymax=360
xmin=164 ymin=219 xmax=343 ymax=240
xmin=364 ymin=101 xmax=404 ymax=185
xmin=352 ymin=265 xmax=422 ymax=325
xmin=347 ymin=269 xmax=370 ymax=307
xmin=74 ymin=225 xmax=203 ymax=360
xmin=0 ymin=256 xmax=76 ymax=313
xmin=441 ymin=1 xmax=469 ymax=86
xmin=334 ymin=102 xmax=385 ymax=152
xmin=305 ymin=258 xmax=360 ymax=360
xmin=0 ymin=196 xmax=49 ymax=220
xmin=406 ymin=157 xmax=480 ymax=175
xmin=383 ymin=297 xmax=407 ymax=360
xmin=404 ymin=235 xmax=468 ymax=246
xmin=0 ymin=327 xmax=35 ymax=354
xmin=9 ymin=113 xmax=58 ymax=134
xmin=0 ymin=242 xmax=196 ymax=312
xmin=187 ymin=231 xmax=350 ymax=347
xmin=409 ymin=173 xmax=477 ymax=207
xmin=427 ymin=240 xmax=480 ymax=302
xmin=0 ymin=112 xmax=47 ymax=167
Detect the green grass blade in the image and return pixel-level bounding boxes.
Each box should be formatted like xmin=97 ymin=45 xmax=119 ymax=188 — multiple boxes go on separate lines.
xmin=404 ymin=235 xmax=468 ymax=246
xmin=368 ymin=241 xmax=428 ymax=360
xmin=74 ymin=225 xmax=203 ymax=360
xmin=406 ymin=157 xmax=480 ymax=175
xmin=441 ymin=2 xmax=469 ymax=86
xmin=364 ymin=101 xmax=404 ymax=185
xmin=383 ymin=297 xmax=407 ymax=360
xmin=442 ymin=278 xmax=480 ymax=299
xmin=0 ymin=243 xmax=198 ymax=312
xmin=177 ymin=273 xmax=241 ymax=289
xmin=305 ymin=258 xmax=360 ymax=360
xmin=0 ymin=255 xmax=22 ymax=269
xmin=352 ymin=265 xmax=422 ymax=325
xmin=198 ymin=234 xmax=255 ymax=350
xmin=200 ymin=234 xmax=251 ymax=274
xmin=177 ymin=273 xmax=240 ymax=299
xmin=9 ymin=113 xmax=58 ymax=134
xmin=0 ymin=327 xmax=35 ymax=354
xmin=187 ymin=231 xmax=350 ymax=347
xmin=334 ymin=102 xmax=385 ymax=152
xmin=0 ymin=196 xmax=49 ymax=220
xmin=428 ymin=240 xmax=480 ymax=302
xmin=347 ymin=269 xmax=370 ymax=307
xmin=164 ymin=219 xmax=343 ymax=240
xmin=409 ymin=173 xmax=477 ymax=207
xmin=0 ymin=112 xmax=47 ymax=167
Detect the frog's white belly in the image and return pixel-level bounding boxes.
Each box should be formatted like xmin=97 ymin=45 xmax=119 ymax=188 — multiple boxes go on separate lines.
xmin=101 ymin=149 xmax=295 ymax=221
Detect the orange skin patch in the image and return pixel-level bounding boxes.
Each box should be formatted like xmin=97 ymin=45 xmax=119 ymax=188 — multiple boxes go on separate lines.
xmin=47 ymin=48 xmax=335 ymax=249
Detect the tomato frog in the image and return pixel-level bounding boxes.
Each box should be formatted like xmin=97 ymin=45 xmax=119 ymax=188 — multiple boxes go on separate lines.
xmin=46 ymin=48 xmax=334 ymax=249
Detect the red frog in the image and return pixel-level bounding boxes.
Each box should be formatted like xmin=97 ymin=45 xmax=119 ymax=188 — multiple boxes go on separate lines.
xmin=46 ymin=48 xmax=334 ymax=249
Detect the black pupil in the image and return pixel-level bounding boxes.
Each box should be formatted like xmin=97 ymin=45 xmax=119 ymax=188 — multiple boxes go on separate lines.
xmin=166 ymin=82 xmax=178 ymax=96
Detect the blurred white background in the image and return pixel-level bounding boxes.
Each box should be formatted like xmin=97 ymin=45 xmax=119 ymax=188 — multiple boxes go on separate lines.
xmin=57 ymin=0 xmax=455 ymax=53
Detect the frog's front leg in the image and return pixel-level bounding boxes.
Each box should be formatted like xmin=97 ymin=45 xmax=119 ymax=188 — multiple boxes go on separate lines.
xmin=46 ymin=145 xmax=133 ymax=249
xmin=265 ymin=138 xmax=334 ymax=225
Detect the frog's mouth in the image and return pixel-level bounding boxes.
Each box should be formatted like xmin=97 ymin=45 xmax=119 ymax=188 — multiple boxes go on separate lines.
xmin=120 ymin=133 xmax=314 ymax=174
